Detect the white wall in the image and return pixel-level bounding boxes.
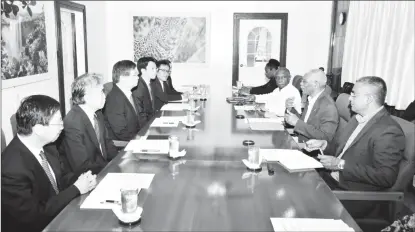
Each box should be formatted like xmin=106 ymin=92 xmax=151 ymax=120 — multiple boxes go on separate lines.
xmin=105 ymin=1 xmax=332 ymax=87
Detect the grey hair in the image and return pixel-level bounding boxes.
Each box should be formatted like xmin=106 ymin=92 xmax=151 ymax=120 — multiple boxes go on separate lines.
xmin=356 ymin=76 xmax=387 ymax=105
xmin=306 ymin=69 xmax=327 ymax=87
xmin=71 ymin=73 xmax=103 ymax=105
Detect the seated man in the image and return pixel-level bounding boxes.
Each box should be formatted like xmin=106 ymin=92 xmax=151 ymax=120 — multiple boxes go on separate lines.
xmin=305 ymin=76 xmax=405 ymax=218
xmin=132 ymin=57 xmax=158 ymax=127
xmin=239 ymin=59 xmax=280 ymax=95
xmin=2 ymin=95 xmax=96 ymax=232
xmin=61 ymin=73 xmax=117 ymax=174
xmin=103 ymin=60 xmax=140 ymax=141
xmin=152 ymin=59 xmax=186 ymax=110
xmin=285 ymin=69 xmax=339 ymax=142
xmin=260 ymin=67 xmax=302 ymax=117
xmin=164 ymin=60 xmax=183 ymax=95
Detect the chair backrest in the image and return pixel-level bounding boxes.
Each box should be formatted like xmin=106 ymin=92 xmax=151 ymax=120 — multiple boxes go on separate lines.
xmin=10 ymin=113 xmax=17 ymax=136
xmin=292 ymin=75 xmax=303 ymax=93
xmin=1 ymin=129 xmax=6 ymax=153
xmin=103 ymin=82 xmax=114 ymax=96
xmin=335 ymin=93 xmax=353 ymax=131
xmin=341 ymin=82 xmax=354 ymax=94
xmin=390 ymin=116 xmax=415 ymax=191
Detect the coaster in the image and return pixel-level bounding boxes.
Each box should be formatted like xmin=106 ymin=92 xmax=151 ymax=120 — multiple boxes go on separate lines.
xmin=118 ymin=218 xmax=141 ymax=226
xmin=200 ymin=98 xmax=207 ymax=101
xmin=185 ymin=125 xmax=196 ymax=128
xmin=236 ymin=115 xmax=245 ymax=119
xmin=242 ymin=140 xmax=255 ymax=146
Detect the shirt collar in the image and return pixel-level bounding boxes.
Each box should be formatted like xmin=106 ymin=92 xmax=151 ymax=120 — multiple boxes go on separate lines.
xmin=356 ymin=106 xmax=384 ymax=124
xmin=79 ymin=104 xmax=96 ymax=120
xmin=17 ymin=134 xmax=43 ymax=157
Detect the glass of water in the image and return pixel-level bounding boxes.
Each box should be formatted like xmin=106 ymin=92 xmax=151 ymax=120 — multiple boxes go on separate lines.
xmin=248 ymin=146 xmax=261 ymax=166
xmin=186 ymin=111 xmax=195 ymax=124
xmin=120 ymin=188 xmax=139 ymax=213
xmin=237 ymin=81 xmax=243 ymax=90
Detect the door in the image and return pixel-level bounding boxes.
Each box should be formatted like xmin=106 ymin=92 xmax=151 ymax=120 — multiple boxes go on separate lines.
xmin=232 ymin=13 xmax=288 ymax=87
xmin=55 ymin=1 xmax=88 ymax=115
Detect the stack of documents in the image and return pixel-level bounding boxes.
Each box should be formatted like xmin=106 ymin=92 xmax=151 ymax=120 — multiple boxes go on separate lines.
xmin=161 ymin=103 xmax=191 ymax=111
xmin=270 ymin=218 xmax=355 ymax=231
xmin=249 ymin=120 xmax=285 ymax=131
xmin=124 ymin=139 xmax=169 ymax=154
xmin=81 ymin=173 xmax=155 ymax=209
xmin=150 ymin=117 xmax=184 ymax=127
xmin=261 ymin=149 xmax=323 ymax=172
xmin=234 ymin=105 xmax=256 ymax=111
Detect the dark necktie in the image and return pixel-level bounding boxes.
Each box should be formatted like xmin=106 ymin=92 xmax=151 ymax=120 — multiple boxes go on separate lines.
xmin=39 ymin=151 xmax=59 ymax=194
xmin=163 ymin=81 xmax=169 ymax=93
xmin=93 ymin=114 xmax=104 ymax=157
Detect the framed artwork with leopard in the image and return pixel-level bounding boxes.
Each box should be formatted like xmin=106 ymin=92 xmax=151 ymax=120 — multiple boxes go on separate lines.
xmin=132 ymin=12 xmax=210 ymax=65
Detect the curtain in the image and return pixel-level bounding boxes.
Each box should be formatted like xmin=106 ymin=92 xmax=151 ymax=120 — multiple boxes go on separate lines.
xmin=342 ymin=1 xmax=414 ymax=110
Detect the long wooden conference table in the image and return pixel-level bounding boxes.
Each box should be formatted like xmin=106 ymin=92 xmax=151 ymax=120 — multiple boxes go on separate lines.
xmin=44 ymin=91 xmax=361 ymax=231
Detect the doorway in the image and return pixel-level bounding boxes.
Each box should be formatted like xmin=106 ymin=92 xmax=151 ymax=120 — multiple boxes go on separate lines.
xmin=232 ymin=13 xmax=288 ymax=87
xmin=54 ymin=1 xmax=88 ymax=115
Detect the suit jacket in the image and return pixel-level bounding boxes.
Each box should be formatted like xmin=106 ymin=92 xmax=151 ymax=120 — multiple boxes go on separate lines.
xmin=1 ymin=137 xmax=80 ymax=232
xmin=103 ymin=84 xmax=141 ymax=141
xmin=292 ymin=89 xmax=339 ymax=142
xmin=152 ymin=78 xmax=182 ymax=111
xmin=250 ymin=78 xmax=277 ymax=95
xmin=325 ymin=108 xmax=405 ymax=191
xmin=132 ymin=77 xmax=155 ymax=127
xmin=166 ymin=76 xmax=183 ymax=95
xmin=60 ymin=105 xmax=117 ymax=174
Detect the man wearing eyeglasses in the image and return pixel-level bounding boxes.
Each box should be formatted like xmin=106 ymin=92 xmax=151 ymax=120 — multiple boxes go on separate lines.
xmin=2 ymin=95 xmax=97 ymax=232
xmin=151 ymin=59 xmax=185 ymax=110
xmin=305 ymin=76 xmax=405 ymax=218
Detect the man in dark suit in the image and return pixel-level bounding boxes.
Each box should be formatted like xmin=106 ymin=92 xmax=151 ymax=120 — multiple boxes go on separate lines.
xmin=165 ymin=60 xmax=183 ymax=95
xmin=238 ymin=59 xmax=280 ymax=95
xmin=103 ymin=60 xmax=140 ymax=141
xmin=1 ymin=95 xmax=97 ymax=232
xmin=132 ymin=57 xmax=158 ymax=126
xmin=152 ymin=59 xmax=185 ymax=110
xmin=60 ymin=73 xmax=117 ymax=174
xmin=285 ymin=69 xmax=339 ymax=142
xmin=305 ymin=76 xmax=405 ymax=218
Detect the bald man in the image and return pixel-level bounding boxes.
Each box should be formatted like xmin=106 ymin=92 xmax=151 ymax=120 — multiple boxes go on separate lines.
xmin=285 ymin=69 xmax=339 ymax=142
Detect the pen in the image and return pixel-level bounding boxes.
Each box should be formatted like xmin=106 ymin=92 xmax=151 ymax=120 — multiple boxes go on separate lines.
xmin=162 ymin=122 xmax=175 ymax=124
xmin=101 ymin=200 xmax=120 ymax=204
xmin=140 ymin=149 xmax=161 ymax=152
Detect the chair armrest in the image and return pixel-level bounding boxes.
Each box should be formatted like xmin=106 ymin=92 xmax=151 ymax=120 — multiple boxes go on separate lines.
xmin=333 ymin=190 xmax=404 ymax=202
xmin=113 ymin=140 xmax=128 ymax=148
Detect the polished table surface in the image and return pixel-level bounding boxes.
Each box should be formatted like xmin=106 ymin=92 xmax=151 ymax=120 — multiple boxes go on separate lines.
xmin=44 ymin=91 xmax=361 ymax=231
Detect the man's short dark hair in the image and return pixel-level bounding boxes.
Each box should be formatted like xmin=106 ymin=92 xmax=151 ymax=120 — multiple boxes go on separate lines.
xmin=16 ymin=95 xmax=61 ymax=135
xmin=319 ymin=67 xmax=325 ymax=72
xmin=112 ymin=60 xmax=136 ymax=83
xmin=136 ymin=57 xmax=157 ymax=77
xmin=357 ymin=76 xmax=387 ymax=105
xmin=157 ymin=59 xmax=171 ymax=69
xmin=266 ymin=59 xmax=280 ymax=70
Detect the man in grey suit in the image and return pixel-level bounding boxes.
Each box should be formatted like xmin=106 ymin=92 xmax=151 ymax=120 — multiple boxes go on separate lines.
xmin=305 ymin=76 xmax=405 ymax=218
xmin=285 ymin=69 xmax=339 ymax=142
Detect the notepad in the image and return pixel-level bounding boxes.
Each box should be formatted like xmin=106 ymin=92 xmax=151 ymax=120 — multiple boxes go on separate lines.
xmin=161 ymin=103 xmax=190 ymax=111
xmin=80 ymin=173 xmax=155 ymax=209
xmin=270 ymin=218 xmax=354 ymax=231
xmin=124 ymin=139 xmax=169 ymax=154
xmin=261 ymin=149 xmax=323 ymax=172
xmin=150 ymin=117 xmax=182 ymax=127
xmin=234 ymin=105 xmax=256 ymax=111
xmin=249 ymin=121 xmax=285 ymax=131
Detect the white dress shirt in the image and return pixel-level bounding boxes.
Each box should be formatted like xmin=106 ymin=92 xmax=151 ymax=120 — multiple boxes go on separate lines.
xmin=263 ymin=84 xmax=302 ymax=116
xmin=331 ymin=106 xmax=385 ymax=181
xmin=143 ymin=78 xmax=153 ymax=102
xmin=304 ymin=89 xmax=325 ymax=123
xmin=159 ymin=78 xmax=165 ymax=92
xmin=17 ymin=134 xmax=56 ymax=181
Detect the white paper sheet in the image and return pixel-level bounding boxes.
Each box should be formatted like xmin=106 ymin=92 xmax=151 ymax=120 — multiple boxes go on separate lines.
xmin=234 ymin=105 xmax=256 ymax=111
xmin=249 ymin=121 xmax=285 ymax=131
xmin=261 ymin=149 xmax=323 ymax=171
xmin=124 ymin=140 xmax=169 ymax=154
xmin=150 ymin=117 xmax=183 ymax=127
xmin=247 ymin=117 xmax=284 ymax=124
xmin=80 ymin=173 xmax=155 ymax=209
xmin=161 ymin=103 xmax=191 ymax=111
xmin=270 ymin=218 xmax=354 ymax=232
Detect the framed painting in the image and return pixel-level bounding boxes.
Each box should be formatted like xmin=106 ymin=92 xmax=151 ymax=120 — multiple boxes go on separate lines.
xmin=132 ymin=12 xmax=210 ymax=65
xmin=1 ymin=1 xmax=56 ymax=89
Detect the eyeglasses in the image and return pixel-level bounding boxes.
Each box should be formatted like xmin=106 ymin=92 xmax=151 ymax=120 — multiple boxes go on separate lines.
xmin=158 ymin=69 xmax=170 ymax=73
xmin=350 ymin=93 xmax=371 ymax=98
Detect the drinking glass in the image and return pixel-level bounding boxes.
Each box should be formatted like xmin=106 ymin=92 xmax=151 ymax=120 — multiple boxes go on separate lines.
xmin=248 ymin=146 xmax=261 ymax=166
xmin=186 ymin=111 xmax=195 ymax=124
xmin=120 ymin=188 xmax=139 ymax=213
xmin=169 ymin=135 xmax=179 ymax=154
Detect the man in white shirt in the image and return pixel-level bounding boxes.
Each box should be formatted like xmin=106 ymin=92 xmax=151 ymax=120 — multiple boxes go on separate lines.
xmin=305 ymin=76 xmax=405 ymax=218
xmin=284 ymin=69 xmax=339 ymax=142
xmin=259 ymin=67 xmax=302 ymax=117
xmin=2 ymin=95 xmax=96 ymax=232
xmin=61 ymin=73 xmax=117 ymax=174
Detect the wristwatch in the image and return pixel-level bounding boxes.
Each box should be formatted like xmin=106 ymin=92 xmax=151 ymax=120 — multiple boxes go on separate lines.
xmin=337 ymin=159 xmax=345 ymax=170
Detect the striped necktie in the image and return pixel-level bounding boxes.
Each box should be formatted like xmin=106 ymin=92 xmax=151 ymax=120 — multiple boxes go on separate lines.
xmin=39 ymin=151 xmax=59 ymax=194
xmin=93 ymin=114 xmax=104 ymax=156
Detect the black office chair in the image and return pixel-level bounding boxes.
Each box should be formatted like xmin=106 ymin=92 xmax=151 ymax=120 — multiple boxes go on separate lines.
xmin=341 ymin=82 xmax=354 ymax=95
xmin=334 ymin=116 xmax=415 ymax=232
xmin=1 ymin=129 xmax=6 ymax=153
